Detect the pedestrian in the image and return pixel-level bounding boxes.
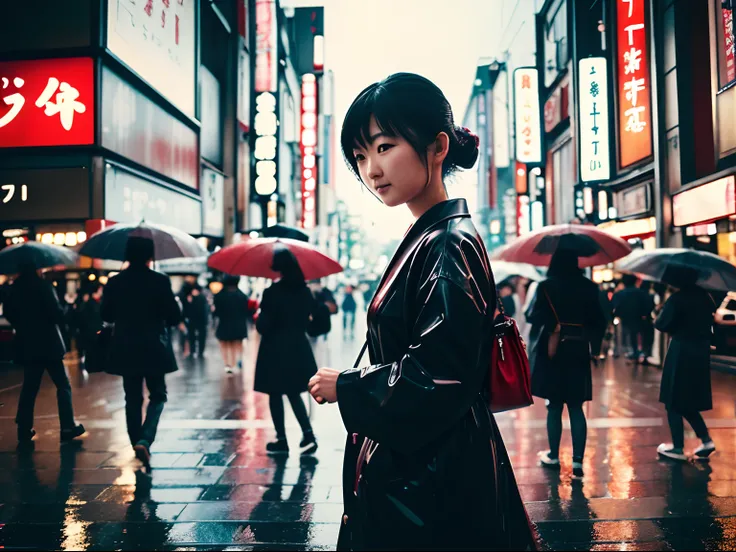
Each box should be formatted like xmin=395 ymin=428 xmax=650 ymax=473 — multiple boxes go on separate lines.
xmin=101 ymin=237 xmax=182 ymax=467
xmin=3 ymin=261 xmax=86 ymax=443
xmin=526 ymin=247 xmax=607 ymax=480
xmin=76 ymin=283 xmax=104 ymax=367
xmin=341 ymin=285 xmax=357 ymax=339
xmin=307 ymin=73 xmax=536 ymax=550
xmin=183 ymin=284 xmax=209 ymax=359
xmin=254 ymin=247 xmax=318 ymax=456
xmin=638 ymin=280 xmax=656 ymax=364
xmin=498 ymin=280 xmax=517 ymax=318
xmin=612 ymin=274 xmax=651 ymax=362
xmin=655 ymin=266 xmax=717 ymax=461
xmin=213 ymin=275 xmax=249 ymax=374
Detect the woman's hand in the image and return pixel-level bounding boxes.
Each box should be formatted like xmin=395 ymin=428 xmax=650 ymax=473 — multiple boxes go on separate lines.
xmin=308 ymin=367 xmax=341 ymax=404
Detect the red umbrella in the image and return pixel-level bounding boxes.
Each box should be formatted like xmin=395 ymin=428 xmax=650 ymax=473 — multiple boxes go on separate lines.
xmin=207 ymin=237 xmax=343 ymax=280
xmin=494 ymin=224 xmax=632 ymax=268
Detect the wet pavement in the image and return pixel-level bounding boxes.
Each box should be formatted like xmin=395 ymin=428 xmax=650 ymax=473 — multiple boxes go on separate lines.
xmin=1 ymin=313 xmax=736 ymax=550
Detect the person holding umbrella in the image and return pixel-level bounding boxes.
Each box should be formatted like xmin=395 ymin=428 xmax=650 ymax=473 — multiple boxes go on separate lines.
xmin=100 ymin=237 xmax=182 ymax=467
xmin=0 ymin=243 xmax=86 ymax=443
xmin=253 ymin=247 xmax=318 ymax=456
xmin=654 ymin=266 xmax=717 ymax=461
xmin=525 ymin=248 xmax=607 ymax=480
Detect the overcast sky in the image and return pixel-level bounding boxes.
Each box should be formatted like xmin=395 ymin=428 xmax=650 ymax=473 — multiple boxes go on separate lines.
xmin=283 ymin=0 xmax=503 ymax=241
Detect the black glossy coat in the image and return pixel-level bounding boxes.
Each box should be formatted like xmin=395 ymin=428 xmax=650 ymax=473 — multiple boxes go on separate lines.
xmin=335 ymin=199 xmax=537 ymax=551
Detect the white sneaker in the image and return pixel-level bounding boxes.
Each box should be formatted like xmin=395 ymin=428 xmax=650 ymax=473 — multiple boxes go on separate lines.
xmin=693 ymin=441 xmax=716 ymax=460
xmin=538 ymin=450 xmax=560 ymax=468
xmin=225 ymin=366 xmax=233 ymax=374
xmin=657 ymin=443 xmax=687 ymax=461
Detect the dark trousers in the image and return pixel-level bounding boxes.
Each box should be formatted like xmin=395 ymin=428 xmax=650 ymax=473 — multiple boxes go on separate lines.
xmin=343 ymin=310 xmax=356 ymax=334
xmin=622 ymin=324 xmax=641 ymax=358
xmin=547 ymin=401 xmax=587 ymax=462
xmin=269 ymin=393 xmax=313 ymax=440
xmin=667 ymin=408 xmax=711 ymax=450
xmin=187 ymin=323 xmax=207 ymax=356
xmin=123 ymin=375 xmax=167 ymax=447
xmin=16 ymin=359 xmax=75 ymax=430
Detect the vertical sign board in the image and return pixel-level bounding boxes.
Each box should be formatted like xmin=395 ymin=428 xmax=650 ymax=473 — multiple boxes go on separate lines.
xmin=300 ymin=74 xmax=318 ymax=229
xmin=579 ymin=57 xmax=611 ymax=182
xmin=252 ymin=0 xmax=279 ymax=199
xmin=513 ymin=67 xmax=543 ymax=164
xmin=616 ymin=0 xmax=652 ymax=168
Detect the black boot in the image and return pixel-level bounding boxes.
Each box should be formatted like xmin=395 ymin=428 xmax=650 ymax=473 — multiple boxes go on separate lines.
xmin=60 ymin=424 xmax=86 ymax=442
xmin=18 ymin=428 xmax=36 ymax=443
xmin=300 ymin=431 xmax=318 ymax=455
xmin=266 ymin=439 xmax=289 ymax=455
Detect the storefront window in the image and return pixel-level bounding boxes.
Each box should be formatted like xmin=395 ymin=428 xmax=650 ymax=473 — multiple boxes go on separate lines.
xmin=716 ymin=0 xmax=736 ymax=89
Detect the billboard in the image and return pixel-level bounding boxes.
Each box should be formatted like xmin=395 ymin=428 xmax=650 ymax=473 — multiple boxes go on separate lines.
xmin=579 ymin=57 xmax=611 ymax=182
xmin=513 ymin=67 xmax=542 ymax=164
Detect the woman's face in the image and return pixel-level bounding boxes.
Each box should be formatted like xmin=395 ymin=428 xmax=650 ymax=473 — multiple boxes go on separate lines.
xmin=352 ymin=116 xmax=431 ymax=208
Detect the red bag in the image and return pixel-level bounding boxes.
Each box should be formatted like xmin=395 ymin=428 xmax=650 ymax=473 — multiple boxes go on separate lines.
xmin=489 ymin=298 xmax=533 ymax=413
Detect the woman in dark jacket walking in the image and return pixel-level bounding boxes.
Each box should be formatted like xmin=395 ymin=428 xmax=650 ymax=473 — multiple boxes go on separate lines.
xmin=4 ymin=262 xmax=86 ymax=443
xmin=654 ymin=267 xmax=716 ymax=461
xmin=254 ymin=247 xmax=318 ymax=455
xmin=101 ymin=237 xmax=182 ymax=467
xmin=307 ymin=73 xmax=536 ymax=551
xmin=526 ymin=248 xmax=607 ymax=480
xmin=214 ymin=275 xmax=250 ymax=374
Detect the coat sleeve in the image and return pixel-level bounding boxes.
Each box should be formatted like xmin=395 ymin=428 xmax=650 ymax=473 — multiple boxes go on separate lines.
xmin=161 ymin=276 xmax=183 ymax=326
xmin=655 ymin=294 xmax=679 ymax=334
xmin=42 ymin=281 xmax=65 ymax=326
xmin=101 ymin=278 xmax=115 ymax=323
xmin=335 ymin=239 xmax=492 ymax=455
xmin=255 ymin=288 xmax=275 ymax=335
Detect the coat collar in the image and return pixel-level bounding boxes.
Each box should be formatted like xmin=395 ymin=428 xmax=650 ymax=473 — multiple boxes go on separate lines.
xmin=370 ymin=199 xmax=471 ymax=313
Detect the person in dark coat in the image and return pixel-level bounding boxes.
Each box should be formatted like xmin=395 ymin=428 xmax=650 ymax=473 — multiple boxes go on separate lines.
xmin=308 ymin=73 xmax=536 ymax=551
xmin=4 ymin=262 xmax=86 ymax=443
xmin=638 ymin=280 xmax=656 ymax=363
xmin=341 ymin=285 xmax=357 ymax=340
xmin=101 ymin=237 xmax=182 ymax=467
xmin=76 ymin=283 xmax=104 ymax=367
xmin=213 ymin=275 xmax=249 ymax=374
xmin=526 ymin=248 xmax=607 ymax=480
xmin=183 ymin=284 xmax=209 ymax=359
xmin=654 ymin=266 xmax=716 ymax=461
xmin=612 ymin=274 xmax=653 ymax=362
xmin=254 ymin=247 xmax=318 ymax=456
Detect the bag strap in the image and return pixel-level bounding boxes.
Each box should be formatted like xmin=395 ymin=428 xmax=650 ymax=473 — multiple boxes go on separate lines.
xmin=542 ymin=288 xmax=561 ymax=324
xmin=354 ymin=340 xmax=369 ymax=369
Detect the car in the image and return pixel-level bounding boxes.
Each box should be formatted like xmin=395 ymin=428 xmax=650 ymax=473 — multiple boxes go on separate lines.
xmin=713 ymin=291 xmax=736 ymax=354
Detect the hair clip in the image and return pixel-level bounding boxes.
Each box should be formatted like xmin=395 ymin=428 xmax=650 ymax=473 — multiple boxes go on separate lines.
xmin=460 ymin=127 xmax=480 ymax=148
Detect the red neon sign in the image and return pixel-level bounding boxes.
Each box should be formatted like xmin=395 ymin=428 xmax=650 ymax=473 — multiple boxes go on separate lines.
xmin=616 ymin=0 xmax=652 ymax=168
xmin=0 ymin=57 xmax=94 ymax=148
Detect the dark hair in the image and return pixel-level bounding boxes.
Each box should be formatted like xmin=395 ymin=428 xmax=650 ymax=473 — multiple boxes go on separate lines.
xmin=272 ymin=247 xmax=306 ymax=289
xmin=222 ymin=275 xmax=240 ymax=288
xmin=622 ymin=273 xmax=638 ymax=287
xmin=548 ymin=248 xmax=580 ymax=279
xmin=340 ymin=73 xmax=479 ymax=183
xmin=125 ymin=237 xmax=155 ymax=266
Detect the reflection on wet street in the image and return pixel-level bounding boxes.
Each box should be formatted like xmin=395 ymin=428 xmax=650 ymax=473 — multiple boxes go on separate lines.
xmin=2 ymin=319 xmax=736 ymax=550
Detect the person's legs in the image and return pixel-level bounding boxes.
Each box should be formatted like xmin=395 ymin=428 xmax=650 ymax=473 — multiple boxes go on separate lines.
xmin=287 ymin=393 xmax=313 ymax=435
xmin=138 ymin=374 xmax=167 ymax=446
xmin=546 ymin=401 xmax=564 ymax=459
xmin=682 ymin=410 xmax=712 ymax=443
xmin=666 ymin=409 xmax=685 ymax=450
xmin=46 ymin=359 xmax=76 ymax=429
xmin=15 ymin=364 xmax=45 ymax=433
xmin=197 ymin=325 xmax=207 ymax=357
xmin=567 ymin=402 xmax=588 ymax=463
xmin=218 ymin=340 xmax=229 ymax=366
xmin=122 ymin=376 xmax=145 ymax=446
xmin=269 ymin=394 xmax=286 ymax=440
xmin=187 ymin=324 xmax=197 ymax=356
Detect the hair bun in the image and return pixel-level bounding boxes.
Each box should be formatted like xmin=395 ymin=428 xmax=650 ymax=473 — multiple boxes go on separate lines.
xmin=453 ymin=126 xmax=479 ymax=169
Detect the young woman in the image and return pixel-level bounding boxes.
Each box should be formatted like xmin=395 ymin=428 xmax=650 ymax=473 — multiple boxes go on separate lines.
xmin=254 ymin=247 xmax=318 ymax=456
xmin=307 ymin=73 xmax=536 ymax=551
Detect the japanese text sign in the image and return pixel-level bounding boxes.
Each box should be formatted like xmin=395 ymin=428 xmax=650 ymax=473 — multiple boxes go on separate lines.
xmin=579 ymin=57 xmax=611 ymax=182
xmin=616 ymin=0 xmax=652 ymax=168
xmin=513 ymin=67 xmax=542 ymax=164
xmin=254 ymin=0 xmax=278 ymax=93
xmin=0 ymin=57 xmax=93 ymax=148
xmin=107 ymin=0 xmax=196 ymax=117
xmin=723 ymin=5 xmax=735 ymax=83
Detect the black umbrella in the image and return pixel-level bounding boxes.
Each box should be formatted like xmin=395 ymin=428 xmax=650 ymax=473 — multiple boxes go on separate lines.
xmin=78 ymin=221 xmax=206 ymax=262
xmin=0 ymin=241 xmax=78 ymax=275
xmin=244 ymin=224 xmax=309 ymax=243
xmin=616 ymin=248 xmax=736 ymax=291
